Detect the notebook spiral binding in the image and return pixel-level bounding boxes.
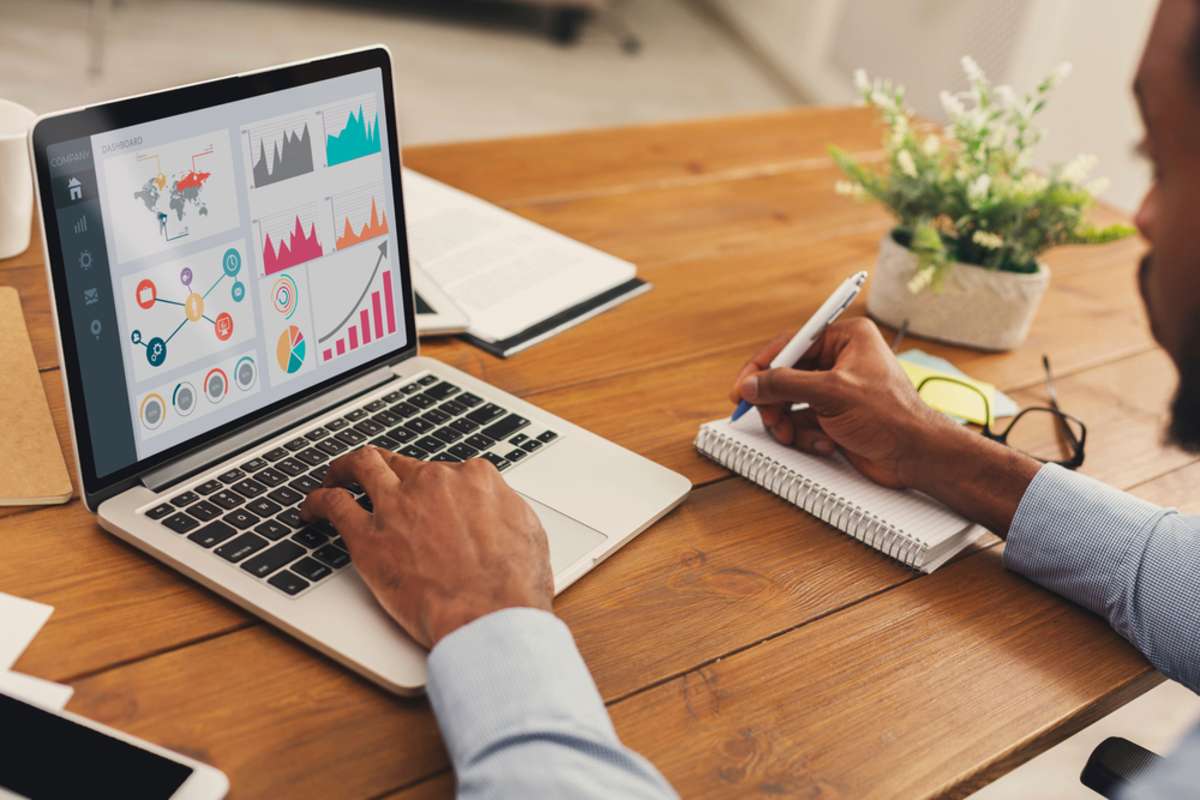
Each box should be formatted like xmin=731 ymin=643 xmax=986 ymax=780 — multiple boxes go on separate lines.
xmin=695 ymin=426 xmax=927 ymax=569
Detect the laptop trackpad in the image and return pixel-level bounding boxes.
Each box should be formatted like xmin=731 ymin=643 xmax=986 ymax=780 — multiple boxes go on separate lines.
xmin=521 ymin=493 xmax=608 ymax=575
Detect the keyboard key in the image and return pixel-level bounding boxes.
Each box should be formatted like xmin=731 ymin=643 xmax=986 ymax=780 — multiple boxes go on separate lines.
xmin=482 ymin=414 xmax=530 ymax=442
xmin=330 ymin=536 xmax=348 ymax=551
xmin=326 ymin=418 xmax=349 ymax=431
xmin=417 ymin=374 xmax=438 ymax=386
xmin=344 ymin=408 xmax=368 ymax=422
xmin=391 ymin=401 xmax=419 ymax=418
xmin=216 ymin=532 xmax=269 ymax=563
xmin=370 ymin=434 xmax=399 ymax=450
xmin=353 ymin=418 xmax=385 ymax=436
xmin=146 ymin=503 xmax=174 ymax=520
xmin=439 ymin=399 xmax=468 ymax=416
xmin=254 ymin=519 xmax=291 ymax=541
xmin=240 ymin=457 xmax=269 ymax=472
xmin=400 ymin=382 xmax=421 ymax=394
xmin=432 ymin=453 xmax=461 ymax=463
xmin=402 ymin=418 xmax=435 ymax=436
xmin=195 ymin=479 xmax=224 ymax=495
xmin=449 ymin=443 xmax=479 ymax=460
xmin=398 ymin=445 xmax=429 ymax=461
xmin=284 ymin=437 xmax=308 ymax=452
xmin=311 ymin=465 xmax=330 ymax=482
xmin=305 ymin=427 xmax=330 ymax=441
xmin=466 ymin=433 xmax=495 ymax=450
xmin=466 ymin=403 xmax=506 ymax=425
xmin=296 ymin=448 xmax=328 ymax=467
xmin=275 ymin=458 xmax=306 ymax=477
xmin=451 ymin=418 xmax=480 ymax=435
xmin=268 ymin=486 xmax=303 ymax=506
xmin=316 ymin=438 xmax=348 ymax=456
xmin=388 ymin=426 xmax=417 ymax=443
xmin=416 ymin=436 xmax=446 ymax=453
xmin=226 ymin=509 xmax=261 ymax=530
xmin=267 ymin=570 xmax=309 ymax=596
xmin=161 ymin=512 xmax=199 ymax=534
xmin=505 ymin=449 xmax=528 ymax=463
xmin=241 ymin=541 xmax=305 ymax=578
xmin=457 ymin=392 xmax=483 ymax=407
xmin=231 ymin=478 xmax=267 ymax=498
xmin=373 ymin=408 xmax=402 ymax=427
xmin=210 ymin=490 xmax=244 ymax=510
xmin=186 ymin=500 xmax=221 ymax=522
xmin=253 ymin=467 xmax=287 ymax=487
xmin=262 ymin=447 xmax=289 ymax=462
xmin=433 ymin=426 xmax=463 ymax=444
xmin=313 ymin=545 xmax=350 ymax=569
xmin=382 ymin=390 xmax=402 ymax=403
xmin=291 ymin=557 xmax=333 ymax=582
xmin=537 ymin=430 xmax=559 ymax=444
xmin=188 ymin=520 xmax=237 ymax=548
xmin=292 ymin=527 xmax=329 ymax=549
xmin=521 ymin=439 xmax=543 ymax=452
xmin=423 ymin=381 xmax=460 ymax=400
xmin=171 ymin=490 xmax=200 ymax=507
xmin=218 ymin=468 xmax=245 ymax=484
xmin=276 ymin=508 xmax=304 ymax=529
xmin=335 ymin=429 xmax=367 ymax=446
xmin=247 ymin=498 xmax=283 ymax=517
xmin=422 ymin=408 xmax=451 ymax=425
xmin=356 ymin=494 xmax=373 ymax=511
xmin=408 ymin=393 xmax=436 ymax=409
xmin=290 ymin=475 xmax=322 ymax=495
xmin=480 ymin=452 xmax=511 ymax=471
xmin=364 ymin=399 xmax=386 ymax=412
xmin=509 ymin=433 xmax=529 ymax=446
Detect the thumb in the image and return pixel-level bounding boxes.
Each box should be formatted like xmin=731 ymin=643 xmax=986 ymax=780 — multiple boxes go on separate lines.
xmin=739 ymin=367 xmax=848 ymax=413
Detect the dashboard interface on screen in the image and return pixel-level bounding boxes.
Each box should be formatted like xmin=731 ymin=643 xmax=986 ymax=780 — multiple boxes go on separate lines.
xmin=42 ymin=67 xmax=409 ymax=478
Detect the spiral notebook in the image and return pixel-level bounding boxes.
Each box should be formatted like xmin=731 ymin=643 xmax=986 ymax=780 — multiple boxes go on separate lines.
xmin=695 ymin=410 xmax=986 ymax=572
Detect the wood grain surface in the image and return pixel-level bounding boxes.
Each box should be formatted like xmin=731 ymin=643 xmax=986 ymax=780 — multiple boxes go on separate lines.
xmin=2 ymin=107 xmax=1181 ymax=800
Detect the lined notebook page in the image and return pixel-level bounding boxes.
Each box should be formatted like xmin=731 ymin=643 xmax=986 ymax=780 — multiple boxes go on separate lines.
xmin=697 ymin=410 xmax=983 ymax=571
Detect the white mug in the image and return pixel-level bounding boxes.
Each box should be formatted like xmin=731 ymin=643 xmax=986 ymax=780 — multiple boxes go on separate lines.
xmin=0 ymin=99 xmax=37 ymax=260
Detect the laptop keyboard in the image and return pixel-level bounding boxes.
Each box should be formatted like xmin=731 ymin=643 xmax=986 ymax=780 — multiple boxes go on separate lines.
xmin=141 ymin=372 xmax=560 ymax=598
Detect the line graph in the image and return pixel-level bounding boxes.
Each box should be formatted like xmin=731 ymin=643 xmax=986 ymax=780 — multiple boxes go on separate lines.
xmin=314 ymin=241 xmax=396 ymax=363
xmin=329 ymin=184 xmax=389 ymax=251
xmin=242 ymin=116 xmax=315 ymax=189
xmin=320 ymin=94 xmax=381 ymax=166
xmin=255 ymin=203 xmax=324 ymax=275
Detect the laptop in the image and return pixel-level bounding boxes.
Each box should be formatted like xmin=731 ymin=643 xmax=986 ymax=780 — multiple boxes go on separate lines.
xmin=29 ymin=46 xmax=691 ymax=695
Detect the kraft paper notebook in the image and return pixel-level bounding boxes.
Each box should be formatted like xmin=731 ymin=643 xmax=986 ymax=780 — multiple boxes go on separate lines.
xmin=695 ymin=409 xmax=985 ymax=572
xmin=0 ymin=288 xmax=72 ymax=505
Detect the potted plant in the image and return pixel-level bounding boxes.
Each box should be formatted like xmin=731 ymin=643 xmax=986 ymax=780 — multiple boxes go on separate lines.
xmin=831 ymin=57 xmax=1133 ymax=351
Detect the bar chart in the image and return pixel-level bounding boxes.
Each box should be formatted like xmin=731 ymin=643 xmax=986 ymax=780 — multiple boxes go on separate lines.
xmin=319 ymin=268 xmax=396 ymax=362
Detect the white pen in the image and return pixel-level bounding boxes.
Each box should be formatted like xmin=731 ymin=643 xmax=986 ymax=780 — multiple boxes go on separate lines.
xmin=731 ymin=270 xmax=869 ymax=422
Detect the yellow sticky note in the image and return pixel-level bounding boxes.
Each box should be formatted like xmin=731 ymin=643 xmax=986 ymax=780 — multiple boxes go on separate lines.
xmin=898 ymin=360 xmax=995 ymax=426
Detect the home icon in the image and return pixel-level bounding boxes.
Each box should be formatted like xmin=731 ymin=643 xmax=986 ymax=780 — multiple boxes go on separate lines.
xmin=67 ymin=177 xmax=82 ymax=201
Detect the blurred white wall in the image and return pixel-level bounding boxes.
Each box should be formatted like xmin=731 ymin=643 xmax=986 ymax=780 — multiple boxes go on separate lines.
xmin=706 ymin=0 xmax=1157 ymax=212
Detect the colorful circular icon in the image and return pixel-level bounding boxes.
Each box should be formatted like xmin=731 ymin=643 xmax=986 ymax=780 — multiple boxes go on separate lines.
xmin=234 ymin=356 xmax=257 ymax=391
xmin=139 ymin=392 xmax=166 ymax=430
xmin=203 ymin=368 xmax=228 ymax=404
xmin=275 ymin=325 xmax=306 ymax=374
xmin=222 ymin=247 xmax=242 ymax=277
xmin=135 ymin=278 xmax=157 ymax=310
xmin=172 ymin=381 xmax=197 ymax=416
xmin=231 ymin=281 xmax=246 ymax=302
xmin=130 ymin=329 xmax=143 ymax=345
xmin=214 ymin=311 xmax=233 ymax=341
xmin=271 ymin=275 xmax=299 ymax=319
xmin=185 ymin=292 xmax=205 ymax=322
xmin=145 ymin=336 xmax=166 ymax=367
xmin=179 ymin=267 xmax=193 ymax=287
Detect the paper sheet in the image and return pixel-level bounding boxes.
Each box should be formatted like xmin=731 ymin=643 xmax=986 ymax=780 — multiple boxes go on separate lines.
xmin=0 ymin=593 xmax=53 ymax=671
xmin=0 ymin=671 xmax=73 ymax=710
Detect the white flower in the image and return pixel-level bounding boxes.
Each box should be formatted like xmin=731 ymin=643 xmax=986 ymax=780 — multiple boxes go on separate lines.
xmin=968 ymin=173 xmax=991 ymax=202
xmin=1049 ymin=62 xmax=1073 ymax=87
xmin=994 ymin=85 xmax=1016 ymax=109
xmin=834 ymin=180 xmax=865 ymax=198
xmin=1019 ymin=171 xmax=1049 ymax=194
xmin=854 ymin=68 xmax=870 ymax=93
xmin=870 ymin=89 xmax=895 ymax=111
xmin=1061 ymin=153 xmax=1098 ymax=184
xmin=1085 ymin=177 xmax=1110 ymax=197
xmin=907 ymin=266 xmax=935 ymax=294
xmin=922 ymin=135 xmax=940 ymax=156
xmin=896 ymin=149 xmax=918 ymax=178
xmin=962 ymin=55 xmax=985 ymax=83
xmin=940 ymin=90 xmax=965 ymax=119
xmin=890 ymin=114 xmax=909 ymax=147
xmin=972 ymin=230 xmax=1004 ymax=249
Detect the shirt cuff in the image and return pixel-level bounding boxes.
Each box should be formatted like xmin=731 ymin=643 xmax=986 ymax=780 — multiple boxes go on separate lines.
xmin=1004 ymin=464 xmax=1172 ymax=618
xmin=426 ymin=607 xmax=616 ymax=770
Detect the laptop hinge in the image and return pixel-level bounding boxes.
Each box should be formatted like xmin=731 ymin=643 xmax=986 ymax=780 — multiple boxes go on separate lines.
xmin=141 ymin=365 xmax=398 ymax=493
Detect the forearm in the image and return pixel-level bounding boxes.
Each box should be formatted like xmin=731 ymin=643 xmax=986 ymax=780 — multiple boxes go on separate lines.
xmin=902 ymin=418 xmax=1042 ymax=536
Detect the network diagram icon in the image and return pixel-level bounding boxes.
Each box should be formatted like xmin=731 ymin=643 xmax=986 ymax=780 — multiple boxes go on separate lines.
xmin=130 ymin=247 xmax=245 ymax=368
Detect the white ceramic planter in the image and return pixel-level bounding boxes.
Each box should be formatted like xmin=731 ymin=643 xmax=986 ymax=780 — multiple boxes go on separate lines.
xmin=866 ymin=233 xmax=1051 ymax=351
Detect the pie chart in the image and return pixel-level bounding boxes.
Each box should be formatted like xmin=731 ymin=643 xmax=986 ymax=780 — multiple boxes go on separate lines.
xmin=276 ymin=325 xmax=306 ymax=374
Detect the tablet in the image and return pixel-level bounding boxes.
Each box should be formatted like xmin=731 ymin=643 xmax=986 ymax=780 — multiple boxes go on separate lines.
xmin=0 ymin=692 xmax=228 ymax=799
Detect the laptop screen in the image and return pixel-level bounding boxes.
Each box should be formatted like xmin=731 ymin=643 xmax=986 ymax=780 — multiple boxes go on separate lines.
xmin=36 ymin=56 xmax=411 ymax=485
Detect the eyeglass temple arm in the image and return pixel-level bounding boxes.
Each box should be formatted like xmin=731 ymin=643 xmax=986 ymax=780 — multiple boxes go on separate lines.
xmin=1042 ymin=355 xmax=1082 ymax=453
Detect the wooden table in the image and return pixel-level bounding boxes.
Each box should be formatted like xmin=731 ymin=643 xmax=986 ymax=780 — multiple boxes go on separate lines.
xmin=1 ymin=107 xmax=1187 ymax=799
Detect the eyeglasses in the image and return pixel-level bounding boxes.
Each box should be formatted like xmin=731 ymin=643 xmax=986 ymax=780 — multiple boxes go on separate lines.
xmin=914 ymin=355 xmax=1087 ymax=469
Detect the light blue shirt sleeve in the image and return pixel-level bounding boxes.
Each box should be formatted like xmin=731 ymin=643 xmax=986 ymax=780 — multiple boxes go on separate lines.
xmin=425 ymin=607 xmax=678 ymax=799
xmin=1005 ymin=464 xmax=1200 ymax=799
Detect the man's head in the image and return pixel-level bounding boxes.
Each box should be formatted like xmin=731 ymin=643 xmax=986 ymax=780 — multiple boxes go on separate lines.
xmin=1135 ymin=0 xmax=1200 ymax=450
